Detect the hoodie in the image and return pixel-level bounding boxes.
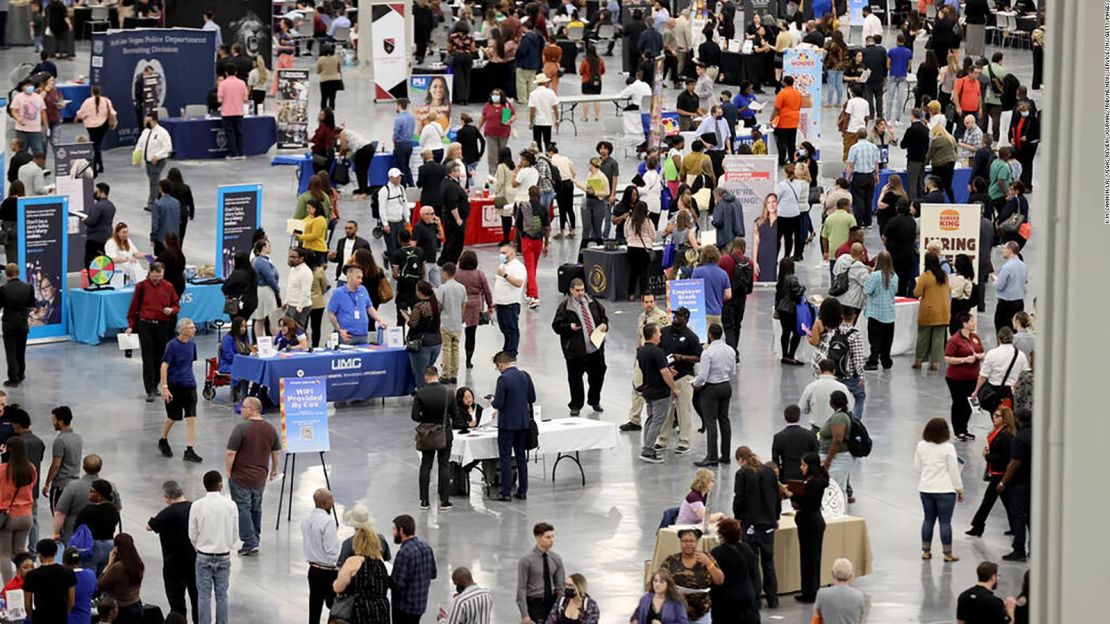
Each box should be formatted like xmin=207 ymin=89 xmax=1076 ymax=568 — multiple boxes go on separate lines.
xmin=711 ymin=190 xmax=745 ymax=247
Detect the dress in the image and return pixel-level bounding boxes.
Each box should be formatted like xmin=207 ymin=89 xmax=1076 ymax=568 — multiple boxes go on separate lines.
xmin=348 ymin=558 xmax=390 ymax=623
xmin=756 ymin=220 xmax=779 ymax=283
xmin=542 ymin=43 xmax=563 ymax=83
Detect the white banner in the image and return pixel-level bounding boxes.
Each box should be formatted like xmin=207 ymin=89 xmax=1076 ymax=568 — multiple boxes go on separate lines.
xmin=372 ymin=4 xmax=408 ymax=101
xmin=720 ymin=155 xmax=778 ymax=211
xmin=919 ymin=204 xmax=981 ymax=279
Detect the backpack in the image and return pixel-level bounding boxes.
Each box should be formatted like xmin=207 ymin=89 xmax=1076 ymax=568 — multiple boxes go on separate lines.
xmin=826 ymin=328 xmax=857 ymax=378
xmin=729 ymin=252 xmax=754 ymax=296
xmin=539 ymin=155 xmax=562 ymax=185
xmin=68 ymin=524 xmax=94 ymax=557
xmin=828 ymin=268 xmax=850 ymax=297
xmin=846 ymin=415 xmax=873 ymax=458
xmin=519 ymin=202 xmax=545 ymax=238
xmin=399 ymin=247 xmax=423 ymax=281
xmin=1000 ymin=73 xmax=1020 ymax=109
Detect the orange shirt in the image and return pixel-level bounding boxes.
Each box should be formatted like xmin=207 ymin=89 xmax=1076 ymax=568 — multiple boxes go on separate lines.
xmin=774 ymin=87 xmax=803 ymax=129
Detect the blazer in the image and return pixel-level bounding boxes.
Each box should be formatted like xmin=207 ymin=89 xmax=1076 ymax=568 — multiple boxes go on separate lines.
xmin=632 ymin=593 xmax=688 ymax=624
xmin=491 ymin=367 xmax=536 ymax=431
xmin=733 ymin=463 xmax=782 ymax=527
xmin=417 ymin=161 xmax=448 ymax=209
xmin=0 ymin=279 xmax=36 ymax=330
xmin=551 ymin=296 xmax=608 ymax=360
xmin=772 ymin=425 xmax=819 ymax=482
xmin=985 ymin=427 xmax=1014 ymax=476
xmin=331 ymin=235 xmax=371 ymax=281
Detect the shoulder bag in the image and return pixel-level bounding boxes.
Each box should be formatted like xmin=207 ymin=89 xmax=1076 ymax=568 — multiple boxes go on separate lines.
xmin=978 ymin=347 xmax=1020 ymax=413
xmin=415 ymin=387 xmax=451 ymax=451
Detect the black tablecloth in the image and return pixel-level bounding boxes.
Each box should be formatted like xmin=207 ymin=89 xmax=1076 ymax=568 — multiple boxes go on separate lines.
xmin=469 ymin=61 xmax=514 ymax=103
xmin=581 ymin=247 xmax=665 ymax=300
xmin=719 ymin=51 xmax=773 ymax=88
xmin=72 ymin=6 xmax=119 ymax=40
xmin=123 ymin=17 xmax=159 ymax=29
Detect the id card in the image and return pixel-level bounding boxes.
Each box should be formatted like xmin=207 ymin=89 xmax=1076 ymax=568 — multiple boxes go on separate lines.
xmin=354 ymin=310 xmax=361 ymax=320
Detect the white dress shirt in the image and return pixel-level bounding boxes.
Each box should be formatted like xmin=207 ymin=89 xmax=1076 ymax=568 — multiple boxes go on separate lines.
xmin=693 ymin=340 xmax=737 ymax=385
xmin=188 ymin=491 xmax=241 ymax=554
xmin=137 ymin=124 xmax=174 ymax=163
xmin=301 ymin=508 xmax=340 ymax=567
xmin=286 ymin=262 xmax=314 ymax=309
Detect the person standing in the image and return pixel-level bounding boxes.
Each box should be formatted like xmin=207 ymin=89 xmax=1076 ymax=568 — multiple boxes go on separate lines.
xmin=732 ymin=446 xmax=782 ymax=609
xmin=900 ymin=109 xmax=931 ymax=200
xmin=42 ymin=406 xmax=81 ymax=515
xmin=493 ymin=246 xmax=527 ymax=357
xmin=0 ymin=436 xmax=35 ymax=583
xmin=993 ymin=242 xmax=1027 ymax=335
xmin=301 ymin=488 xmax=339 ymax=624
xmin=159 ymin=318 xmax=203 ymax=463
xmin=410 ymin=368 xmax=463 ymax=510
xmin=884 ymin=35 xmax=913 ymax=124
xmin=861 ymin=35 xmax=888 ymax=118
xmin=772 ymin=405 xmax=819 ymax=482
xmin=997 ymin=408 xmax=1032 ymax=562
xmin=967 ymin=407 xmax=1016 ymax=538
xmin=636 ymin=323 xmax=677 ymax=464
xmin=438 ymin=567 xmax=493 ymax=624
xmin=771 ymin=76 xmax=803 ymax=166
xmin=863 ymin=251 xmax=898 ymax=371
xmin=9 ymin=80 xmax=47 ymax=156
xmin=439 ymin=164 xmax=470 ymax=267
xmin=944 ymin=312 xmax=986 ymax=441
xmin=490 ymin=351 xmax=535 ymax=501
xmin=656 ymin=307 xmax=702 ymax=456
xmin=551 ymin=279 xmax=608 ymax=416
xmin=326 ymin=267 xmax=388 ymax=345
xmin=83 ymin=183 xmax=117 ymax=265
xmin=126 ymin=263 xmax=179 ymax=402
xmin=146 ymin=480 xmax=197 ymax=624
xmin=137 ymin=111 xmax=173 ymax=212
xmin=1008 ymin=101 xmax=1039 ymax=191
xmin=22 ymin=539 xmax=77 ymax=623
xmin=189 ymin=471 xmax=239 ymax=624
xmin=283 ymin=247 xmax=314 ymax=329
xmin=225 ymin=397 xmax=280 ymax=557
xmin=692 ymin=324 xmax=737 ymax=467
xmin=915 ymin=418 xmax=964 ymax=562
xmin=478 ymin=90 xmax=515 ymax=175
xmin=216 ymin=68 xmax=249 ymax=160
xmin=516 ymin=186 xmax=551 ymax=308
xmin=436 ymin=263 xmax=467 ymax=384
xmin=814 ymin=559 xmax=866 ymax=624
xmin=517 ymin=522 xmax=564 ymax=624
xmin=75 ymin=86 xmax=117 ymax=176
xmin=390 ymin=514 xmax=437 ymax=624
xmin=314 ymin=44 xmax=342 ymax=111
xmin=392 ymin=99 xmax=416 ymax=186
xmin=621 ymin=294 xmax=670 ymax=433
xmin=717 ymin=238 xmax=752 ymax=355
xmin=913 ymin=253 xmax=952 ymax=370
xmin=794 ymin=453 xmax=829 ymax=603
xmin=150 ymin=180 xmax=182 ymax=256
xmin=527 ymin=75 xmax=559 ymax=153
xmin=844 ymin=129 xmax=880 ymax=227
xmin=0 ymin=264 xmax=35 ymax=387
xmin=774 ymin=164 xmax=809 ymax=260
xmin=708 ymin=518 xmax=762 ymax=621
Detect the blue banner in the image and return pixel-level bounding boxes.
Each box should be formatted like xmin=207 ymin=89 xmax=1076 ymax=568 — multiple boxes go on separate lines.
xmin=666 ymin=278 xmax=707 ymax=342
xmin=280 ymin=377 xmax=330 ymax=454
xmin=782 ymin=48 xmax=824 ymax=160
xmin=18 ymin=196 xmax=69 ymax=341
xmin=216 ymin=184 xmax=262 ymax=278
xmin=848 ymin=0 xmax=867 ymax=25
xmin=89 ymin=29 xmax=217 ymax=147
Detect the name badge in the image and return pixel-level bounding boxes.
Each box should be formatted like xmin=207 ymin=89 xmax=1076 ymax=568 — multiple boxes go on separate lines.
xmin=353 ymin=310 xmax=361 ymax=320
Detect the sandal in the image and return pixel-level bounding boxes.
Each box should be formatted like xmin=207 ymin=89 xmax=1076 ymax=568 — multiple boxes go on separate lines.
xmin=921 ymin=551 xmax=932 ymax=560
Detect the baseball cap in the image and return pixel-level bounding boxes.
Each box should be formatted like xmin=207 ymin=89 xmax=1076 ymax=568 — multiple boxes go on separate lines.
xmin=388 ymin=168 xmax=402 ymax=178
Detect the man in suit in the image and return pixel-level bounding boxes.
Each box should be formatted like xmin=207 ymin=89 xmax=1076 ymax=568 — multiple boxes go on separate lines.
xmin=0 ymin=264 xmax=36 ymax=386
xmin=490 ymin=351 xmax=536 ymax=502
xmin=416 ymin=150 xmax=447 ymax=212
xmin=6 ymin=138 xmax=32 ymax=185
xmin=438 ymin=163 xmax=470 ymax=267
xmin=328 ymin=220 xmax=370 ymax=282
xmin=551 ymin=278 xmax=608 ymax=417
xmin=771 ymin=405 xmax=819 ymax=482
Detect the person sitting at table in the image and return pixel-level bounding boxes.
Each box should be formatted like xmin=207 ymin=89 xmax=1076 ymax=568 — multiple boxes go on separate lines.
xmin=456 ymin=386 xmax=483 ymax=430
xmin=105 ymin=223 xmax=147 ymax=285
xmin=273 ymin=316 xmax=309 ymax=351
xmin=675 ymin=468 xmax=717 ymax=525
xmin=326 ymin=266 xmax=388 ymax=345
xmin=660 ymin=527 xmax=724 ymax=623
xmin=220 ymin=316 xmax=253 ymax=401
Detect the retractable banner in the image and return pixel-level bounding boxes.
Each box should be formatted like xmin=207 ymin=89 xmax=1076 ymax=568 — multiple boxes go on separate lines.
xmin=666 ymin=278 xmax=708 ymax=342
xmin=275 ymin=69 xmax=310 ymax=149
xmin=18 ymin=196 xmax=68 ymax=340
xmin=216 ymin=184 xmax=262 ymax=278
xmin=371 ymin=3 xmax=408 ymax=101
xmin=920 ymin=204 xmax=981 ymax=278
xmin=720 ymin=155 xmax=778 ymax=210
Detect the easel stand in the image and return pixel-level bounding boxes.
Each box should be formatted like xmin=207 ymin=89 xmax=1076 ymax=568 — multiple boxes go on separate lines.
xmin=274 ymin=451 xmax=338 ymax=530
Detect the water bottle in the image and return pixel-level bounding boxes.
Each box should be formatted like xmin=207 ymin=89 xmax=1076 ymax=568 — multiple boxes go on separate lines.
xmin=80 ymin=268 xmax=89 ymax=289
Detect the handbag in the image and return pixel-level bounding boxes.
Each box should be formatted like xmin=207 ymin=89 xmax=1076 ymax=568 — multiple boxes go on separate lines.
xmin=978 ymin=347 xmax=1020 ymax=412
xmin=224 ymin=295 xmax=243 ymax=316
xmin=376 ymin=276 xmax=394 ymax=304
xmin=1018 ymin=222 xmax=1031 ymax=240
xmin=999 ymin=211 xmax=1025 ymax=235
xmin=795 ymin=299 xmax=817 ymax=336
xmin=836 ymin=102 xmax=850 ymax=133
xmin=660 ymin=241 xmax=677 ymax=269
xmin=415 ymin=387 xmax=451 ymax=451
xmin=328 ymin=593 xmax=355 ymax=622
xmin=405 ymin=336 xmax=423 ymax=352
xmin=331 ymin=159 xmax=351 ymax=185
xmin=478 ymin=310 xmax=491 ymax=325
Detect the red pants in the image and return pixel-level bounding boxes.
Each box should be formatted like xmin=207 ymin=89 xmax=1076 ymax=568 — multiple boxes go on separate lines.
xmin=520 ymin=236 xmax=544 ymax=299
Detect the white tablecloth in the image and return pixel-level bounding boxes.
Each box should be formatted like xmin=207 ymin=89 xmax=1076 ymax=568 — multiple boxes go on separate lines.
xmin=892 ymin=298 xmax=920 ymax=356
xmin=450 ymin=418 xmax=619 ymax=465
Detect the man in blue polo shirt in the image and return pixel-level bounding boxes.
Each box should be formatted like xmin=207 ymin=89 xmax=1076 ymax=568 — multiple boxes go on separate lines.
xmin=326 ymin=267 xmax=388 ymax=345
xmin=490 ymin=351 xmax=535 ymax=502
xmin=884 ymin=34 xmax=914 ymax=124
xmin=690 ymin=247 xmax=732 ymax=330
xmin=160 ymin=318 xmax=202 ymax=463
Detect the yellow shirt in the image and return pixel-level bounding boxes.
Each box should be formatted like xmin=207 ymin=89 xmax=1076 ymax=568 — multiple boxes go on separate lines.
xmin=298 ymin=216 xmax=328 ymax=252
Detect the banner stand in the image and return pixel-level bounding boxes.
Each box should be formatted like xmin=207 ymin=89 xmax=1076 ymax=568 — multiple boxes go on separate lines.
xmin=274 ymin=452 xmax=337 ymax=529
xmin=216 ymin=184 xmax=263 ymax=278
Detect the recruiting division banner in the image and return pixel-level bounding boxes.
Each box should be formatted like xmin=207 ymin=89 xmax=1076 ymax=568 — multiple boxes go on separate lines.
xmin=90 ymin=29 xmax=217 ymax=147
xmin=782 ymin=48 xmax=824 ymax=156
xmin=666 ymin=278 xmax=708 ymax=343
xmin=275 ymin=69 xmax=309 ymax=149
xmin=280 ymin=376 xmax=331 ymax=454
xmin=919 ymin=204 xmax=981 ymax=279
xmin=720 ymin=155 xmax=778 ymax=210
xmin=371 ymin=3 xmax=408 ymax=101
xmin=18 ymin=196 xmax=68 ymax=340
xmin=52 ymin=143 xmax=95 ymax=272
xmin=216 ymin=184 xmax=262 ymax=278
xmin=164 ymin=0 xmax=272 ymax=62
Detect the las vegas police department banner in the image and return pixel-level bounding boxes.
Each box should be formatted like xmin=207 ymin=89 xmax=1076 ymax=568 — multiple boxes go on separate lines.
xmin=216 ymin=184 xmax=262 ymax=278
xmin=53 ymin=142 xmax=95 ymax=272
xmin=18 ymin=196 xmax=69 ymax=341
xmin=90 ymin=29 xmax=217 ymax=148
xmin=920 ymin=204 xmax=981 ymax=278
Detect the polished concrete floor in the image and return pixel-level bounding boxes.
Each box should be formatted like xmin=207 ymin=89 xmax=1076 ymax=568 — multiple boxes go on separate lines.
xmin=0 ymin=17 xmax=1041 ymax=624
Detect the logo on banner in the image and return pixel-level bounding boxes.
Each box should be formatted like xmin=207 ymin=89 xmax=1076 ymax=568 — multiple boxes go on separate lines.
xmin=939 ymin=209 xmax=961 ymax=231
xmin=332 ymin=358 xmax=363 ymax=371
xmin=589 ymin=265 xmax=607 ymax=293
xmin=216 ymin=130 xmax=228 ymax=150
xmin=93 ymin=40 xmax=104 ymax=54
xmin=55 ymin=147 xmax=68 ymax=161
xmin=384 ymin=38 xmax=396 ymax=54
xmin=297 ymin=369 xmax=305 ymax=377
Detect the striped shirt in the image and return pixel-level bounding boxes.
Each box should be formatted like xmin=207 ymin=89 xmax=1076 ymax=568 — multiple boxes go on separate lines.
xmin=444 ymin=584 xmax=494 ymax=624
xmin=846 ymin=139 xmax=882 ymax=174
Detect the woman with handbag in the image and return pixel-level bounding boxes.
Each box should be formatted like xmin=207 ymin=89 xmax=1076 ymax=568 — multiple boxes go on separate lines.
xmin=332 ymin=528 xmax=390 ymax=623
xmin=98 ymin=533 xmax=145 ymax=624
xmin=315 ymin=43 xmax=343 ymax=111
xmin=0 ymin=436 xmax=35 ymax=583
xmin=967 ymin=406 xmax=1016 ymax=538
xmin=577 ymin=45 xmax=605 ymax=122
xmin=943 ymin=311 xmax=985 ymax=440
xmin=411 ymin=369 xmax=464 ymax=510
xmin=973 ymin=326 xmax=1029 ymax=415
xmin=297 ymin=200 xmax=330 ymax=269
xmin=222 ymin=252 xmax=259 ymax=329
xmin=454 ymin=250 xmax=493 ymax=370
xmin=75 ymin=86 xmax=117 ymax=176
xmin=405 ymin=281 xmax=443 ymax=389
xmin=775 ymin=257 xmax=806 ymax=366
xmin=995 ymin=181 xmax=1030 ymax=249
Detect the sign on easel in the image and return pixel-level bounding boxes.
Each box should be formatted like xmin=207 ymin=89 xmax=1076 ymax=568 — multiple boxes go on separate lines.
xmin=666 ymin=278 xmax=708 ymax=342
xmin=280 ymin=376 xmax=330 ymax=454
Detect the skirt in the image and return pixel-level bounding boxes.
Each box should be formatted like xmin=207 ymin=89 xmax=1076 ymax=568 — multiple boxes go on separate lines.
xmin=252 ymin=287 xmax=279 ymax=320
xmin=581 ymin=81 xmax=602 ymax=95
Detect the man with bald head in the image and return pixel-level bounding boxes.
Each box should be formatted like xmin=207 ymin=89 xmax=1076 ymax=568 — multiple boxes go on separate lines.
xmin=493 ymin=245 xmax=527 ymax=356
xmin=413 ymin=205 xmax=444 ymax=287
xmin=832 ymin=242 xmax=871 ymax=322
xmin=147 ymin=480 xmax=198 ymax=623
xmin=52 ymin=453 xmax=122 ymax=542
xmin=225 ymin=397 xmax=281 ymax=556
xmin=438 ymin=567 xmax=494 ymax=623
xmin=301 ymin=488 xmax=339 ymax=624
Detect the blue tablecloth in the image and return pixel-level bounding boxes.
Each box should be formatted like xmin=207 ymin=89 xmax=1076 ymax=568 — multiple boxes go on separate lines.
xmin=67 ymin=283 xmax=228 ymax=345
xmin=874 ymin=167 xmax=971 ymax=210
xmin=161 ymin=116 xmax=278 ymax=160
xmin=230 ymin=347 xmax=415 ymax=403
xmin=276 ymin=152 xmax=397 ymax=195
xmin=58 ymin=83 xmax=92 ymax=121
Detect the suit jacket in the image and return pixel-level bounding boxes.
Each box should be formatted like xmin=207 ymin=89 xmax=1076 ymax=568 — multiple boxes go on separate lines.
xmin=733 ymin=464 xmax=782 ymax=527
xmin=0 ymin=279 xmax=36 ymax=330
xmin=441 ymin=178 xmax=470 ymax=226
xmin=632 ymin=593 xmax=688 ymax=624
xmin=551 ymin=296 xmax=608 ymax=360
xmin=331 ymin=235 xmax=371 ymax=281
xmin=6 ymin=152 xmax=31 ymax=185
xmin=491 ymin=367 xmax=536 ymax=431
xmin=771 ymin=425 xmax=819 ymax=482
xmin=417 ymin=161 xmax=447 ymax=209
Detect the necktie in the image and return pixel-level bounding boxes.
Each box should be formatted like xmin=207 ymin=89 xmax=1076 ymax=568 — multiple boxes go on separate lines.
xmin=579 ymin=299 xmax=594 ymax=335
xmin=542 ymin=552 xmax=553 ymax=604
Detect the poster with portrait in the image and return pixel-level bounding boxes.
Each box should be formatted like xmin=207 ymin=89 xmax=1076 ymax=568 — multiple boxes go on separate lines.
xmin=275 ymin=69 xmax=310 ymax=149
xmin=409 ymin=74 xmax=452 ymax=131
xmin=216 ymin=184 xmax=263 ymax=278
xmin=783 ymin=48 xmax=824 ymax=155
xmin=164 ymin=0 xmax=273 ymax=62
xmin=17 ymin=196 xmax=68 ymax=341
xmin=720 ymin=155 xmax=778 ymax=210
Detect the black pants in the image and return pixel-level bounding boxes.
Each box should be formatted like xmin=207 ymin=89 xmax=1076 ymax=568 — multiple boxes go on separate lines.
xmin=556 ymin=179 xmax=576 ymax=230
xmin=1031 ymin=46 xmax=1043 ymax=90
xmin=699 ymin=382 xmax=732 ymax=461
xmin=222 ymin=115 xmax=244 ymax=158
xmin=565 ymin=350 xmax=606 ymax=410
xmin=116 ymin=602 xmax=143 ymax=624
xmin=981 ymin=103 xmax=1004 ymax=142
xmin=1007 ymin=484 xmax=1031 ymax=555
xmin=527 ymin=597 xmax=555 ymax=623
xmin=866 ymin=318 xmax=894 ymax=369
xmin=138 ymin=320 xmax=174 ymax=394
xmin=850 ymin=172 xmax=875 ymax=227
xmin=84 ymin=237 xmax=107 ymax=267
xmin=414 ymin=36 xmax=429 ymax=64
xmin=451 ymin=56 xmax=474 ymax=104
xmin=308 ymin=566 xmax=338 ymax=624
xmin=501 ymin=216 xmax=513 ymax=245
xmin=440 ymin=221 xmax=465 ymax=266
xmin=392 ymin=605 xmax=422 ymax=624
xmin=626 ymin=247 xmax=651 ymax=297
xmin=932 ymin=161 xmax=956 ymax=202
xmin=88 ymin=122 xmax=109 ymax=175
xmin=742 ymin=523 xmax=779 ymax=605
xmin=722 ymin=298 xmax=746 ymax=355
xmin=778 ymin=312 xmax=800 ymax=359
xmin=893 ymin=252 xmax=917 ymax=297
xmin=2 ymin=324 xmax=28 ymax=383
xmin=970 ymin=474 xmax=1011 ymax=532
xmin=778 ymin=215 xmax=802 ymax=259
xmin=946 ymin=377 xmax=977 ymax=437
xmin=419 ymin=446 xmax=451 ymax=504
xmin=465 ymin=325 xmax=477 ymax=366
xmin=863 ymin=82 xmax=885 ymax=118
xmin=795 ymin=510 xmax=825 ymax=600
xmin=309 ymin=308 xmax=325 ymax=348
xmin=164 ymin=566 xmax=199 ymax=624
xmin=773 ymin=127 xmax=797 ymax=166
xmin=352 ymin=144 xmax=376 ymax=194
xmin=994 ymin=298 xmax=1024 ymax=335
xmin=532 ymin=125 xmax=553 ymax=153
xmin=1014 ymin=146 xmax=1036 ymax=190
xmin=319 ymin=80 xmax=341 ymax=110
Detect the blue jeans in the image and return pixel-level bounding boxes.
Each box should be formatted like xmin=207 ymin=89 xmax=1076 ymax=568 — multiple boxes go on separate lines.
xmin=825 ymin=452 xmax=855 ymax=494
xmin=16 ymin=130 xmax=45 ymax=157
xmin=384 ymin=221 xmax=404 ymax=266
xmin=826 ymin=70 xmax=845 ymax=106
xmin=27 ymin=496 xmax=39 ymax=551
xmin=409 ymin=344 xmax=441 ymax=387
xmin=540 ymin=190 xmax=555 ymax=216
xmin=89 ymin=539 xmax=114 ymax=576
xmin=496 ymin=303 xmax=520 ymax=356
xmin=228 ymin=480 xmax=264 ymax=550
xmin=920 ymin=492 xmax=957 ymax=549
xmin=393 ymin=141 xmax=414 ymax=186
xmin=497 ymin=428 xmax=528 ymax=497
xmin=841 ymin=376 xmax=866 ymax=420
xmin=195 ymin=553 xmax=231 ymax=624
xmin=884 ymin=77 xmax=909 ymax=122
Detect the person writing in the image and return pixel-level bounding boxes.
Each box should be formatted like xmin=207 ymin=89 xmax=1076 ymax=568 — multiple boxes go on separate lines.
xmin=326 ymin=267 xmax=388 ymax=345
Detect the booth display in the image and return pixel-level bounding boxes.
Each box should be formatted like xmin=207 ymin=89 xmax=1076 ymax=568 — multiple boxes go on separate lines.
xmin=230 ymin=347 xmax=416 ymax=404
xmin=276 ymin=152 xmax=397 ymax=195
xmin=160 ymin=115 xmax=278 ymax=160
xmin=581 ymin=246 xmax=666 ymax=301
xmin=67 ymin=283 xmax=228 ymax=345
xmin=58 ymin=83 xmax=92 ymax=121
xmin=874 ymin=167 xmax=972 ymax=210
xmin=410 ymin=197 xmax=504 ymax=246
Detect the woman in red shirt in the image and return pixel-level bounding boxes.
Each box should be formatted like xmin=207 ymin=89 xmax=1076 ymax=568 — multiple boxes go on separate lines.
xmin=967 ymin=406 xmax=1016 ymax=537
xmin=943 ymin=311 xmax=986 ymax=441
xmin=0 ymin=437 xmax=36 ymax=584
xmin=477 ymin=88 xmax=516 ymax=175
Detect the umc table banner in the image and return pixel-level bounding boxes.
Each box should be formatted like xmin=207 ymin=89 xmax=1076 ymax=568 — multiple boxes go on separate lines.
xmin=18 ymin=196 xmax=69 ymax=340
xmin=216 ymin=184 xmax=262 ymax=278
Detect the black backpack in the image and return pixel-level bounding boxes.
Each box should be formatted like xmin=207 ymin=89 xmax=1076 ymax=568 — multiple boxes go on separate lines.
xmin=846 ymin=415 xmax=873 ymax=458
xmin=827 ymin=328 xmax=857 ymax=378
xmin=539 ymin=155 xmax=562 ymax=185
xmin=828 ymin=269 xmax=850 ymax=297
xmin=729 ymin=252 xmax=754 ymax=296
xmin=399 ymin=247 xmax=423 ymax=281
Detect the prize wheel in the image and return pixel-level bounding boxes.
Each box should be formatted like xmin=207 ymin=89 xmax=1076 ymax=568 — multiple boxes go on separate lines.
xmin=88 ymin=255 xmax=115 ymax=286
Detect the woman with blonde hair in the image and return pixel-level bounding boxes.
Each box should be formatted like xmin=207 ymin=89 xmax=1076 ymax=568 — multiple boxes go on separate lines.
xmin=333 ymin=526 xmax=390 ymax=621
xmin=247 ymin=55 xmax=269 ymax=114
xmin=926 ymin=122 xmax=959 ymax=202
xmin=675 ymin=469 xmax=715 ymax=525
xmin=576 ymin=157 xmax=609 ymax=246
xmin=544 ymin=573 xmax=600 ymax=624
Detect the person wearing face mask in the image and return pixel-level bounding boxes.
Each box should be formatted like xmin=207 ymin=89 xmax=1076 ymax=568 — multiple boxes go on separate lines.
xmin=10 ymin=81 xmax=48 ymax=157
xmin=436 ymin=567 xmax=493 ymax=623
xmin=493 ymin=246 xmax=527 ymax=357
xmin=542 ymin=573 xmax=598 ymax=624
xmin=478 ymin=89 xmax=516 ymax=175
